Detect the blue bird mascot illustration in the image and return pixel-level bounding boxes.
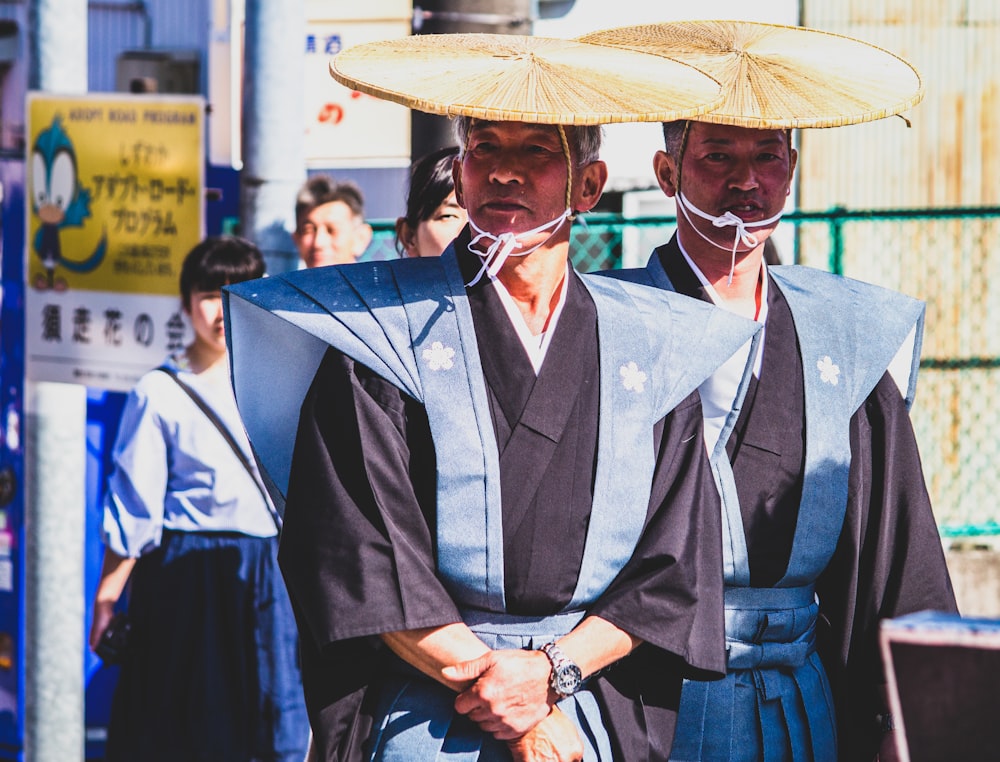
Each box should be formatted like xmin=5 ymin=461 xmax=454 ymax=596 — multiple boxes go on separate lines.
xmin=30 ymin=115 xmax=107 ymax=290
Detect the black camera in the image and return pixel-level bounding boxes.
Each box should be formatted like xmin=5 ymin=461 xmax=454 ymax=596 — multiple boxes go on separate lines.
xmin=95 ymin=613 xmax=132 ymax=665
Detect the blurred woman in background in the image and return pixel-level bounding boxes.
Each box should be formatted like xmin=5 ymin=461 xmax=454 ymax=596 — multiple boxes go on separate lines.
xmin=395 ymin=145 xmax=468 ymax=258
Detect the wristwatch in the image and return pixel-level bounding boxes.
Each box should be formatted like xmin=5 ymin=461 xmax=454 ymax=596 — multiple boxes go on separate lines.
xmin=539 ymin=641 xmax=583 ymax=697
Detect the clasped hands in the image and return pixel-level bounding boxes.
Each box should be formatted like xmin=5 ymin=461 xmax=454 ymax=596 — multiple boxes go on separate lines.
xmin=442 ymin=649 xmax=584 ymax=762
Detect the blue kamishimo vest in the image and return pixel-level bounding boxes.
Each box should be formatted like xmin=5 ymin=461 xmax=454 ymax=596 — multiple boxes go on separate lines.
xmin=626 ymin=253 xmax=924 ymax=762
xmin=224 ymin=248 xmax=761 ymax=761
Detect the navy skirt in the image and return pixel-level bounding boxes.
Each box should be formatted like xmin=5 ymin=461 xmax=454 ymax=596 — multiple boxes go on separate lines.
xmin=105 ymin=530 xmax=309 ymax=762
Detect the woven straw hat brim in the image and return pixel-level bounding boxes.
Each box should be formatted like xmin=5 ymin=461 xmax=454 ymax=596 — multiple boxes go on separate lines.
xmin=329 ymin=33 xmax=725 ymax=125
xmin=578 ymin=20 xmax=923 ymax=129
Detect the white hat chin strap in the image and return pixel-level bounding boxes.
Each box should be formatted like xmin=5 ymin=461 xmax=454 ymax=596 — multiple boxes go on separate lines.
xmin=465 ymin=208 xmax=573 ymax=287
xmin=677 ymin=191 xmax=784 ymax=286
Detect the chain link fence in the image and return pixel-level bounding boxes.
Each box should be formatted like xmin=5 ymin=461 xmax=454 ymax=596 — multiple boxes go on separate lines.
xmin=366 ymin=206 xmax=1000 ymax=538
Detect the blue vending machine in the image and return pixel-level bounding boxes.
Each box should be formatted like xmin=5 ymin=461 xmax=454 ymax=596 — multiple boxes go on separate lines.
xmin=0 ymin=139 xmax=26 ymax=761
xmin=83 ymin=388 xmax=126 ymax=760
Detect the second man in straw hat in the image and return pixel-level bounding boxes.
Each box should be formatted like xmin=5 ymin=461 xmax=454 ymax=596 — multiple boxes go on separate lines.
xmin=581 ymin=19 xmax=958 ymax=762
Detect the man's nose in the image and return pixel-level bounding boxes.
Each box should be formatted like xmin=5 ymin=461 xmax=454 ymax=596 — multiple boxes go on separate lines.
xmin=729 ymin=162 xmax=759 ymax=191
xmin=489 ymin=154 xmax=525 ymax=184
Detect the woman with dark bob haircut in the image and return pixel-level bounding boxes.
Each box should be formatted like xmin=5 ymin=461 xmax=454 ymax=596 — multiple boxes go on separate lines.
xmin=90 ymin=235 xmax=309 ymax=761
xmin=395 ymin=145 xmax=468 ymax=258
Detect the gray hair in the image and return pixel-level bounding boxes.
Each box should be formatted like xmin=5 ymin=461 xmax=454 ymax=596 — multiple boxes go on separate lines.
xmin=661 ymin=120 xmax=690 ymax=161
xmin=452 ymin=116 xmax=603 ymax=166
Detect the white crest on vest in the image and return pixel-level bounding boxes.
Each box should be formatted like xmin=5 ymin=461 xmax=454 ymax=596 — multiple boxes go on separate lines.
xmin=620 ymin=361 xmax=648 ymax=393
xmin=423 ymin=341 xmax=456 ymax=371
xmin=817 ymin=355 xmax=841 ymax=385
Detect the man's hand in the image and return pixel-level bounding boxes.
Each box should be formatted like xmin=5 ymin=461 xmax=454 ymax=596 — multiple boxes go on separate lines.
xmin=507 ymin=706 xmax=584 ymax=762
xmin=443 ymin=649 xmax=553 ymax=739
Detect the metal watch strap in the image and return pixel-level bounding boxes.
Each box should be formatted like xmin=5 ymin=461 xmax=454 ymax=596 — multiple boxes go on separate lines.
xmin=540 ymin=641 xmax=582 ymax=697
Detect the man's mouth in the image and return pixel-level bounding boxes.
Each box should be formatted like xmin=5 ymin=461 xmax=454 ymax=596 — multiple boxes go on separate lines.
xmin=724 ymin=201 xmax=762 ymax=217
xmin=484 ymin=200 xmax=525 ymax=213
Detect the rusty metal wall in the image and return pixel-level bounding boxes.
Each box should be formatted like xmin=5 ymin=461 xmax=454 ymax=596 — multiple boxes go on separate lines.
xmin=796 ymin=3 xmax=1000 ymax=535
xmin=799 ymin=4 xmax=1000 ymax=211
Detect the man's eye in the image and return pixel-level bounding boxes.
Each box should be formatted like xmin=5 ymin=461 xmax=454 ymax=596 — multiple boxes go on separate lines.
xmin=528 ymin=142 xmax=561 ymax=155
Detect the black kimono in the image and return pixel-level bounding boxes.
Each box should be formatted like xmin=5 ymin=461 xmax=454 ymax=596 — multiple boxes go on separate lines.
xmin=277 ymin=252 xmax=728 ymax=761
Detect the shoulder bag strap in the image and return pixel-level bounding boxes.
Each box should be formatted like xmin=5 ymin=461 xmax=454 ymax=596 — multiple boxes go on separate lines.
xmin=156 ymin=365 xmax=281 ymax=532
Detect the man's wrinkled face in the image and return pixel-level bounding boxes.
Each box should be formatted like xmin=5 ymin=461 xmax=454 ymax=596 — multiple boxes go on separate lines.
xmin=453 ymin=121 xmax=575 ymax=237
xmin=656 ymin=122 xmax=797 ymax=252
xmin=293 ymin=200 xmax=368 ymax=268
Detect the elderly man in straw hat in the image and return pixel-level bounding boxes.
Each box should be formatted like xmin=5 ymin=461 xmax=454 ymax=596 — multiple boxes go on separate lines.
xmin=224 ymin=33 xmax=763 ymax=762
xmin=579 ymin=20 xmax=958 ymax=762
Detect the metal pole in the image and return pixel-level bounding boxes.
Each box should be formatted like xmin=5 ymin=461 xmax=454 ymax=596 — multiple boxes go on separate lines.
xmin=241 ymin=0 xmax=306 ymax=275
xmin=25 ymin=3 xmax=88 ymax=759
xmin=410 ymin=0 xmax=534 ymax=160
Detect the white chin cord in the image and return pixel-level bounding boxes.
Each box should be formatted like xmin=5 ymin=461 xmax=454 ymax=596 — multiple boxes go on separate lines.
xmin=677 ymin=191 xmax=784 ymax=286
xmin=464 ymin=208 xmax=573 ymax=287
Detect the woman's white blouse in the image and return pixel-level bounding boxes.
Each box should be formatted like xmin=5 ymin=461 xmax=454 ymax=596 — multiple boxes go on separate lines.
xmin=101 ymin=356 xmax=277 ymax=558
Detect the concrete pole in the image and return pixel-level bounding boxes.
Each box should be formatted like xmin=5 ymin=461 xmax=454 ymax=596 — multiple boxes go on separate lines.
xmin=26 ymin=3 xmax=88 ymax=760
xmin=241 ymin=0 xmax=306 ymax=275
xmin=410 ymin=0 xmax=535 ymax=160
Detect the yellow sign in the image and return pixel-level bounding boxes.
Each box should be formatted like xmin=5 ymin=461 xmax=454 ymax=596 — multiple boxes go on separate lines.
xmin=25 ymin=93 xmax=205 ymax=391
xmin=27 ymin=94 xmax=203 ymax=296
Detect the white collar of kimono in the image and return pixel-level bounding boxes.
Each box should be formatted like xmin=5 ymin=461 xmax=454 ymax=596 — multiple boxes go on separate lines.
xmin=677 ymin=237 xmax=767 ymax=455
xmin=678 ymin=234 xmax=768 ymax=374
xmin=464 ymin=208 xmax=573 ymax=288
xmin=490 ymin=262 xmax=570 ymax=375
xmin=676 ymin=191 xmax=784 ymax=286
xmin=677 ymin=237 xmax=770 ymax=328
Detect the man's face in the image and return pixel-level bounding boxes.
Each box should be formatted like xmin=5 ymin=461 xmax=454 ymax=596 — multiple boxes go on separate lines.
xmin=293 ymin=200 xmax=370 ymax=268
xmin=453 ymin=121 xmax=603 ymax=240
xmin=655 ymin=122 xmax=797 ymax=253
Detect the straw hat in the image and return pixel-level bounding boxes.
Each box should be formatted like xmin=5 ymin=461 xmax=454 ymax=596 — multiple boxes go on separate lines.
xmin=329 ymin=33 xmax=725 ymax=126
xmin=577 ymin=20 xmax=923 ymax=129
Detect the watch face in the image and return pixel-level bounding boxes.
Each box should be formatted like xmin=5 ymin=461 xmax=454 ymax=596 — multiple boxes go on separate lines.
xmin=554 ymin=664 xmax=583 ymax=695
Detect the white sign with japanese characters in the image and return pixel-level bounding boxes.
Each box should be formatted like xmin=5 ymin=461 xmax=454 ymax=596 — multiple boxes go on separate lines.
xmin=303 ymin=19 xmax=410 ymax=167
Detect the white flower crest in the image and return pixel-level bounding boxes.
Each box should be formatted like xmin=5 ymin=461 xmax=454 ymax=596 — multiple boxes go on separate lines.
xmin=817 ymin=355 xmax=840 ymax=385
xmin=423 ymin=341 xmax=455 ymax=371
xmin=620 ymin=361 xmax=647 ymax=393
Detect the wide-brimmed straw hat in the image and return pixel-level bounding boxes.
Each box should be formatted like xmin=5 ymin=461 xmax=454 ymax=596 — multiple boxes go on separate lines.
xmin=577 ymin=20 xmax=923 ymax=129
xmin=329 ymin=33 xmax=725 ymax=126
